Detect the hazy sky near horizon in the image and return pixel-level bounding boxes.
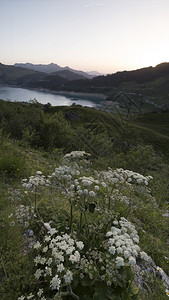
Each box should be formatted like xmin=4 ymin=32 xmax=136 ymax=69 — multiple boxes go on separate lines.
xmin=1 ymin=0 xmax=169 ymax=74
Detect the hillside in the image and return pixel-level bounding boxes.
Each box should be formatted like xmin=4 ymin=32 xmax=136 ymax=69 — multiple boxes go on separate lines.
xmin=0 ymin=99 xmax=168 ymax=160
xmin=0 ymin=100 xmax=169 ymax=300
xmin=51 ymin=69 xmax=87 ymax=81
xmin=0 ymin=63 xmax=46 ymax=86
xmin=25 ymin=63 xmax=169 ymax=110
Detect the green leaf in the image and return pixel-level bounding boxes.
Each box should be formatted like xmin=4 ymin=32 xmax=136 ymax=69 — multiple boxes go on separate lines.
xmin=93 ymin=286 xmax=109 ymax=300
xmin=81 ymin=275 xmax=91 ymax=287
xmin=130 ymin=283 xmax=139 ymax=296
xmin=116 ymin=277 xmax=124 ymax=288
xmin=88 ymin=203 xmax=96 ymax=213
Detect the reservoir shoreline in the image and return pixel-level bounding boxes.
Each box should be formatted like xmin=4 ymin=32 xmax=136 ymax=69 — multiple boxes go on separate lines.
xmin=0 ymin=85 xmax=106 ymax=107
xmin=0 ymin=84 xmax=107 ymax=101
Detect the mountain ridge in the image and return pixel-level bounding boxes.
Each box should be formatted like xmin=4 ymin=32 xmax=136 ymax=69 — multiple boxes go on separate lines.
xmin=14 ymin=62 xmax=96 ymax=79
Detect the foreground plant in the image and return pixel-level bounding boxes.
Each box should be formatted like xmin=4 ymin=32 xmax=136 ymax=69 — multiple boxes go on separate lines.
xmin=18 ymin=228 xmax=84 ymax=300
xmin=16 ymin=151 xmax=168 ymax=299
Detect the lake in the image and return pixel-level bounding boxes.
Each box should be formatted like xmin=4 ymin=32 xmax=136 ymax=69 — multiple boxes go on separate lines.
xmin=0 ymin=86 xmax=102 ymax=107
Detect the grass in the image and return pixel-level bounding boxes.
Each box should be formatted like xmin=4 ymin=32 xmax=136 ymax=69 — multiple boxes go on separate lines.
xmin=0 ymin=103 xmax=169 ymax=299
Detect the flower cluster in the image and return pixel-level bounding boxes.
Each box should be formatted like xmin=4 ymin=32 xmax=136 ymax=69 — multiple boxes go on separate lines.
xmin=18 ymin=229 xmax=84 ymax=299
xmin=68 ymin=175 xmax=105 ymax=198
xmin=63 ymin=151 xmax=90 ymax=160
xmin=8 ymin=188 xmax=24 ymax=203
xmin=51 ymin=165 xmax=80 ymax=182
xmin=14 ymin=205 xmax=36 ymax=227
xmin=99 ymin=168 xmax=153 ymax=186
xmin=22 ymin=171 xmax=50 ymax=189
xmin=106 ymin=217 xmax=149 ymax=266
xmin=32 ymin=229 xmax=84 ymax=297
xmin=79 ymin=248 xmax=119 ymax=286
xmin=114 ymin=168 xmax=153 ymax=186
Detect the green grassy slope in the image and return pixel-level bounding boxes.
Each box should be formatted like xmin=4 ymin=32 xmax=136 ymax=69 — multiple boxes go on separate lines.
xmin=130 ymin=111 xmax=169 ymax=159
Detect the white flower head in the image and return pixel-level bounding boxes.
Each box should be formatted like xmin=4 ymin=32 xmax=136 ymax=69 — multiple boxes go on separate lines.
xmin=140 ymin=251 xmax=149 ymax=261
xmin=89 ymin=191 xmax=96 ymax=197
xmin=128 ymin=256 xmax=136 ymax=266
xmin=37 ymin=171 xmax=42 ymax=175
xmin=115 ymin=257 xmax=124 ymax=267
xmin=64 ymin=270 xmax=73 ymax=284
xmin=109 ymin=246 xmax=116 ymax=255
xmin=33 ymin=241 xmax=41 ymax=250
xmin=50 ymin=275 xmax=61 ymax=290
xmin=76 ymin=241 xmax=84 ymax=250
xmin=94 ymin=185 xmax=99 ymax=191
xmin=35 ymin=269 xmax=43 ymax=280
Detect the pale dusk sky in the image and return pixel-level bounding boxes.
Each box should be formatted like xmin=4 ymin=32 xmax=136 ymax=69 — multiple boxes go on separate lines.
xmin=1 ymin=0 xmax=169 ymax=74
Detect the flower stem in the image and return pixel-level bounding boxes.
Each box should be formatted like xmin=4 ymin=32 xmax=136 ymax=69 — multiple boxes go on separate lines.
xmin=70 ymin=201 xmax=73 ymax=234
xmin=79 ymin=209 xmax=83 ymax=233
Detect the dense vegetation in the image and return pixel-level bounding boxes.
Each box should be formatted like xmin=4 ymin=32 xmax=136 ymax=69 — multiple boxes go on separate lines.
xmin=0 ymin=100 xmax=169 ymax=300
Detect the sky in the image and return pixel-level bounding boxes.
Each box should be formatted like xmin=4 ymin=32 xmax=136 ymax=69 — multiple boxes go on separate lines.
xmin=1 ymin=0 xmax=169 ymax=74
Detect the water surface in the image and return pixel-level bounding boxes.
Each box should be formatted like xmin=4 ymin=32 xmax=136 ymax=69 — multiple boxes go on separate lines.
xmin=0 ymin=86 xmax=98 ymax=107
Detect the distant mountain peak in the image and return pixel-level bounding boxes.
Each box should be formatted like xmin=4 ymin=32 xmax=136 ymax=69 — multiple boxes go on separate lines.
xmin=14 ymin=63 xmax=96 ymax=79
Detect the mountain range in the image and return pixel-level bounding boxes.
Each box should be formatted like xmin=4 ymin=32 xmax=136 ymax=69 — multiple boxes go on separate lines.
xmin=1 ymin=62 xmax=169 ymax=101
xmin=14 ymin=62 xmax=101 ymax=79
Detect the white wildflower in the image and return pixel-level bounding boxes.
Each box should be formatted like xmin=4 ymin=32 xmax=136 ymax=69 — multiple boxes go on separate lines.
xmin=106 ymin=231 xmax=113 ymax=237
xmin=123 ymin=250 xmax=130 ymax=259
xmin=77 ymin=189 xmax=83 ymax=195
xmin=83 ymin=189 xmax=88 ymax=195
xmin=66 ymin=246 xmax=75 ymax=255
xmin=128 ymin=256 xmax=136 ymax=266
xmin=37 ymin=289 xmax=43 ymax=297
xmin=45 ymin=267 xmax=52 ymax=276
xmin=69 ymin=251 xmax=80 ymax=264
xmin=57 ymin=263 xmax=65 ymax=272
xmin=157 ymin=266 xmax=163 ymax=273
xmin=127 ymin=177 xmax=132 ymax=183
xmin=115 ymin=257 xmax=124 ymax=267
xmin=50 ymin=275 xmax=61 ymax=290
xmin=33 ymin=241 xmax=41 ymax=249
xmin=49 ymin=228 xmax=57 ymax=236
xmin=109 ymin=246 xmax=116 ymax=255
xmin=37 ymin=171 xmax=42 ymax=175
xmin=27 ymin=294 xmax=34 ymax=299
xmin=89 ymin=191 xmax=96 ymax=197
xmin=101 ymin=182 xmax=107 ymax=188
xmin=44 ymin=235 xmax=51 ymax=242
xmin=64 ymin=270 xmax=73 ymax=284
xmin=46 ymin=258 xmax=53 ymax=266
xmin=35 ymin=269 xmax=43 ymax=280
xmin=42 ymin=246 xmax=48 ymax=253
xmin=140 ymin=251 xmax=149 ymax=261
xmin=76 ymin=241 xmax=84 ymax=250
